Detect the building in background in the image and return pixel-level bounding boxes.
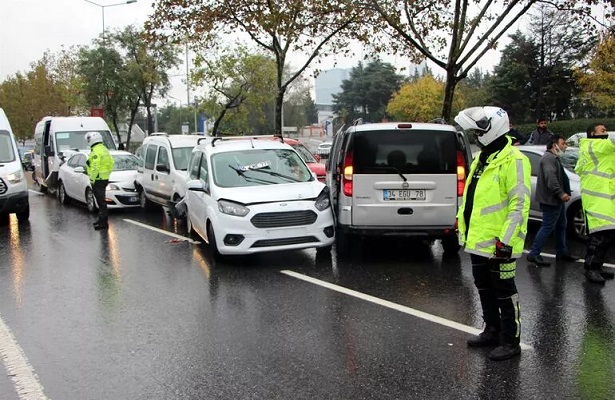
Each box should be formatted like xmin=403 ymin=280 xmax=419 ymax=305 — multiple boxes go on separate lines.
xmin=314 ymin=68 xmax=350 ymax=128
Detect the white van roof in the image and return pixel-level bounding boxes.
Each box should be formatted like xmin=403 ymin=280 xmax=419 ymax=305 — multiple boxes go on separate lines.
xmin=36 ymin=116 xmax=111 ymax=132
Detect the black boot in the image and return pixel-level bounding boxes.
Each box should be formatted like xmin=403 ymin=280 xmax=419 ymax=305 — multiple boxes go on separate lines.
xmin=599 ymin=269 xmax=615 ymax=280
xmin=488 ymin=343 xmax=521 ymax=361
xmin=94 ymin=218 xmax=108 ymax=230
xmin=585 ymin=270 xmax=606 ymax=284
xmin=92 ymin=218 xmax=101 ymax=226
xmin=467 ymin=326 xmax=500 ymax=347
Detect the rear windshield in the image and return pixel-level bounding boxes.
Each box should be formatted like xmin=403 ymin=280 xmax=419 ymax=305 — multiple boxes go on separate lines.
xmin=0 ymin=131 xmax=17 ymax=163
xmin=351 ymin=129 xmax=457 ymax=174
xmin=112 ymin=154 xmax=140 ymax=171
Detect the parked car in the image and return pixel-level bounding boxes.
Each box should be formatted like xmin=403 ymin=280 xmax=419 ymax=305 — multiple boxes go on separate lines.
xmin=0 ymin=108 xmax=29 ymax=223
xmin=316 ymin=141 xmax=333 ymax=158
xmin=135 ymin=133 xmax=201 ymax=208
xmin=268 ymin=137 xmax=325 ymax=182
xmin=57 ymin=151 xmax=141 ymax=212
xmin=325 ymin=121 xmax=474 ymax=255
xmin=184 ymin=136 xmax=335 ymax=259
xmin=517 ymin=146 xmax=586 ymax=240
xmin=21 ymin=151 xmax=34 ymax=171
xmin=566 ymin=131 xmax=615 ymax=146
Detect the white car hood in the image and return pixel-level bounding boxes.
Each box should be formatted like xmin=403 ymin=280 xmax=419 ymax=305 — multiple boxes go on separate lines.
xmin=109 ymin=170 xmax=137 ymax=184
xmin=216 ymin=181 xmax=325 ymax=204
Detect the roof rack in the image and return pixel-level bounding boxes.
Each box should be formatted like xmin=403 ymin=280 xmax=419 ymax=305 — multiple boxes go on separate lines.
xmin=210 ymin=135 xmax=278 ymax=147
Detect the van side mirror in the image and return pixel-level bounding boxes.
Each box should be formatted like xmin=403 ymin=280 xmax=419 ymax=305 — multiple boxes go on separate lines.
xmin=156 ymin=164 xmax=170 ymax=174
xmin=45 ymin=146 xmax=55 ymax=157
xmin=187 ymin=179 xmax=206 ymax=192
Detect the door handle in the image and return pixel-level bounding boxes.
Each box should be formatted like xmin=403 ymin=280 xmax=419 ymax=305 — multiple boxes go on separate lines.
xmin=151 ymin=174 xmax=154 ymax=180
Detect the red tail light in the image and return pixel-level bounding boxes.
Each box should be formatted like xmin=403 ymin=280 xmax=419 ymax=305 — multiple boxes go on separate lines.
xmin=456 ymin=150 xmax=466 ymax=197
xmin=342 ymin=151 xmax=353 ymax=196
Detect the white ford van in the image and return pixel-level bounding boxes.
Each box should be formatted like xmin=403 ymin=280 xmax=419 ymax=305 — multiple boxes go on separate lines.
xmin=33 ymin=116 xmax=116 ymax=193
xmin=0 ymin=108 xmax=29 ymax=222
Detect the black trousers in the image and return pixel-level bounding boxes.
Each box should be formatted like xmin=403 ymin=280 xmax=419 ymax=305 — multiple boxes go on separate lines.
xmin=584 ymin=230 xmax=615 ymax=271
xmin=470 ymin=254 xmax=521 ymax=346
xmin=92 ymin=180 xmax=108 ymax=220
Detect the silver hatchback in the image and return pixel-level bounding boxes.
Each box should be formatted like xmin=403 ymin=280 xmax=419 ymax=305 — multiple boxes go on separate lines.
xmin=517 ymin=146 xmax=586 ymax=240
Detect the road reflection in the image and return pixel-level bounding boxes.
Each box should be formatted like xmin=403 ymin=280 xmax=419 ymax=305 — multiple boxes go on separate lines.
xmin=5 ymin=216 xmax=30 ymax=307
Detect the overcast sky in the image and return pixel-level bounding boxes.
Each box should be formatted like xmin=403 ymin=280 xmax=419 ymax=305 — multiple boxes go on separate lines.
xmin=1 ymin=0 xmax=507 ymax=105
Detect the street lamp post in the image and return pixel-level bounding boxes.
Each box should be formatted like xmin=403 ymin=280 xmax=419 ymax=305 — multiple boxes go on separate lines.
xmin=83 ymin=0 xmax=137 ymax=41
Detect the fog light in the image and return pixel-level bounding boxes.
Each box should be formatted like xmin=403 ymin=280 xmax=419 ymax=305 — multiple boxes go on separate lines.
xmin=323 ymin=226 xmax=334 ymax=238
xmin=224 ymin=234 xmax=245 ymax=246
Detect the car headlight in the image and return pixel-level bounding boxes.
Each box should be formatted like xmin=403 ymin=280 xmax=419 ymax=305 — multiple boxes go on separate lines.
xmin=106 ymin=184 xmax=121 ymax=191
xmin=6 ymin=169 xmax=24 ymax=184
xmin=314 ymin=187 xmax=331 ymax=211
xmin=218 ymin=199 xmax=250 ymax=217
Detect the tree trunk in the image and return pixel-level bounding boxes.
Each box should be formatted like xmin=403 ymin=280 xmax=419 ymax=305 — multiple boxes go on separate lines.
xmin=112 ymin=118 xmax=121 ymax=146
xmin=441 ymin=70 xmax=458 ymax=122
xmin=275 ymin=89 xmax=284 ymax=137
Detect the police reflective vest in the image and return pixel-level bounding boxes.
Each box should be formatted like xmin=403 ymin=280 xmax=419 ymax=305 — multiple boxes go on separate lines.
xmin=87 ymin=143 xmax=114 ymax=183
xmin=575 ymin=138 xmax=615 ymax=234
xmin=457 ymin=143 xmax=531 ymax=258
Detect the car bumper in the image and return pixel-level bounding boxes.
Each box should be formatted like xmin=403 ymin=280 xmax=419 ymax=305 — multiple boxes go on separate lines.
xmin=212 ymin=203 xmax=335 ymax=255
xmin=105 ymin=190 xmax=140 ymax=209
xmin=340 ymin=225 xmax=457 ymax=238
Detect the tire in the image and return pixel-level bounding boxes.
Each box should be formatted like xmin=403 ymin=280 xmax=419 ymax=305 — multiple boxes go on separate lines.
xmin=58 ymin=182 xmax=70 ymax=205
xmin=86 ymin=188 xmax=98 ymax=213
xmin=568 ymin=202 xmax=588 ymax=241
xmin=206 ymin=222 xmax=223 ymax=261
xmin=139 ymin=190 xmax=153 ymax=210
xmin=441 ymin=233 xmax=461 ymax=253
xmin=16 ymin=205 xmax=30 ymax=222
xmin=186 ymin=211 xmax=196 ymax=238
xmin=334 ymin=228 xmax=352 ymax=257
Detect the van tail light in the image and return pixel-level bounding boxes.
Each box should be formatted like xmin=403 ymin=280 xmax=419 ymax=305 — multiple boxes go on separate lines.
xmin=342 ymin=151 xmax=353 ymax=197
xmin=456 ymin=150 xmax=466 ymax=197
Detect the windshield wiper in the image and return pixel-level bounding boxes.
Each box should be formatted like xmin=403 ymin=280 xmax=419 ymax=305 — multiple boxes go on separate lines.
xmin=228 ymin=164 xmax=277 ymax=185
xmin=248 ymin=167 xmax=304 ymax=182
xmin=368 ymin=166 xmax=407 ymax=182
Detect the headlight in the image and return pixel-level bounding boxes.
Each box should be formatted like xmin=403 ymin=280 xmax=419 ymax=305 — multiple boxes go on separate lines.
xmin=6 ymin=169 xmax=24 ymax=184
xmin=106 ymin=184 xmax=121 ymax=191
xmin=314 ymin=187 xmax=331 ymax=211
xmin=218 ymin=199 xmax=250 ymax=217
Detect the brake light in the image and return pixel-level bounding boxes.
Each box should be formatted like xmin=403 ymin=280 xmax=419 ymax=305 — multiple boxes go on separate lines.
xmin=342 ymin=151 xmax=353 ymax=196
xmin=456 ymin=150 xmax=466 ymax=196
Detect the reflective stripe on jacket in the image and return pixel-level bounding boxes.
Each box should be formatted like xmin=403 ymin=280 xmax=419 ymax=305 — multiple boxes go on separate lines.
xmin=87 ymin=143 xmax=114 ymax=183
xmin=575 ymin=138 xmax=615 ymax=234
xmin=457 ymin=143 xmax=531 ymax=258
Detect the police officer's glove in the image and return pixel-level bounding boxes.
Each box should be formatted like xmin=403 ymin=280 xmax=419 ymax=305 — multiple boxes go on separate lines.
xmin=492 ymin=237 xmax=515 ymax=263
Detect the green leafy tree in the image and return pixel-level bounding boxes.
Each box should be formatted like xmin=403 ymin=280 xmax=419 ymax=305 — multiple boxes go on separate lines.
xmin=40 ymin=46 xmax=88 ymax=115
xmin=456 ymin=68 xmax=492 ymax=109
xmin=148 ymin=0 xmax=362 ymax=136
xmin=577 ymin=33 xmax=615 ymax=116
xmin=332 ymin=59 xmax=404 ymax=123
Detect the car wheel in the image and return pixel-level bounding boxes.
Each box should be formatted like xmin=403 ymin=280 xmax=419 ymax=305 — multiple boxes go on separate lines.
xmin=86 ymin=188 xmax=98 ymax=213
xmin=206 ymin=222 xmax=223 ymax=261
xmin=58 ymin=182 xmax=70 ymax=205
xmin=441 ymin=233 xmax=461 ymax=253
xmin=139 ymin=190 xmax=153 ymax=210
xmin=568 ymin=202 xmax=588 ymax=241
xmin=335 ymin=228 xmax=352 ymax=257
xmin=16 ymin=205 xmax=30 ymax=222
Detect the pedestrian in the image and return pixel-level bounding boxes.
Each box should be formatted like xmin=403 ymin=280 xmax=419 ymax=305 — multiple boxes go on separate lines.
xmin=526 ymin=135 xmax=578 ymax=267
xmin=575 ymin=123 xmax=615 ymax=284
xmin=507 ymin=120 xmax=527 ymax=146
xmin=85 ymin=131 xmax=114 ymax=230
xmin=527 ymin=118 xmax=554 ymax=145
xmin=454 ymin=106 xmax=531 ymax=361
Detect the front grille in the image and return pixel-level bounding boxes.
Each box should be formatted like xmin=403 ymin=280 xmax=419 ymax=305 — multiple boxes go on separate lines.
xmin=251 ymin=236 xmax=318 ymax=248
xmin=251 ymin=210 xmax=317 ymax=228
xmin=0 ymin=178 xmax=6 ymax=195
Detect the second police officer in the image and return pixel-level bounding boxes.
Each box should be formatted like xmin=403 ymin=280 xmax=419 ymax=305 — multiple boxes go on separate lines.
xmin=455 ymin=106 xmax=531 ymax=361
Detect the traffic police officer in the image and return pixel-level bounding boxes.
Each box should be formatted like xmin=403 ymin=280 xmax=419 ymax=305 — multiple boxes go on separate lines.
xmin=575 ymin=123 xmax=615 ymax=284
xmin=85 ymin=131 xmax=114 ymax=230
xmin=455 ymin=106 xmax=531 ymax=361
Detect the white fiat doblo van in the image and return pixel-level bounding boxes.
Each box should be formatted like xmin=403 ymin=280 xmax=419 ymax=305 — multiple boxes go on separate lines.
xmin=0 ymin=108 xmax=29 ymax=222
xmin=33 ymin=116 xmax=116 ymax=193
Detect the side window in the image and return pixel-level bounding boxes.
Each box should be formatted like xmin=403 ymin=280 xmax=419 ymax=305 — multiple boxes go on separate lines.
xmin=68 ymin=155 xmax=79 ymax=167
xmin=156 ymin=147 xmax=170 ymax=172
xmin=199 ymin=155 xmax=209 ymax=185
xmin=144 ymin=145 xmax=157 ymax=170
xmin=77 ymin=154 xmax=87 ymax=167
xmin=522 ymin=152 xmax=541 ymax=177
xmin=188 ymin=152 xmax=202 ymax=180
xmin=135 ymin=146 xmax=144 ymax=168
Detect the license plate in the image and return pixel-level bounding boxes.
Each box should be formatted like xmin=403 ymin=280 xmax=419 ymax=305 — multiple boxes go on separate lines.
xmin=383 ymin=189 xmax=426 ymax=201
xmin=128 ymin=196 xmax=138 ymax=203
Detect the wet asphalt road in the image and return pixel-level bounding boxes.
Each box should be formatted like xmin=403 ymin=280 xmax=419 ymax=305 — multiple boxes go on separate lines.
xmin=1 ymin=185 xmax=615 ymax=400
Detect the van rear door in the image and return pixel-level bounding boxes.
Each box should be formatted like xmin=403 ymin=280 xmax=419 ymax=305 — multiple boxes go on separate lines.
xmin=351 ymin=129 xmax=458 ymax=227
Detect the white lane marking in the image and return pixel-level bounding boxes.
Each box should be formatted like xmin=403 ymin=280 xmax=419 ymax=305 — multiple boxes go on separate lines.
xmin=281 ymin=270 xmax=532 ymax=350
xmin=123 ymin=219 xmax=201 ymax=244
xmin=27 ymin=190 xmax=44 ymax=196
xmin=0 ymin=314 xmax=48 ymax=400
xmin=521 ymin=250 xmax=615 ymax=269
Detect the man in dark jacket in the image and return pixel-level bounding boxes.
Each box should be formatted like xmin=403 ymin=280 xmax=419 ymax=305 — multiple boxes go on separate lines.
xmin=527 ymin=135 xmax=578 ymax=266
xmin=527 ymin=118 xmax=554 ymax=145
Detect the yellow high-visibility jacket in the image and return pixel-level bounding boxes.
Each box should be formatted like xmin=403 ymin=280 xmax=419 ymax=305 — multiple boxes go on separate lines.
xmin=457 ymin=142 xmax=531 ymax=258
xmin=575 ymin=138 xmax=615 ymax=234
xmin=87 ymin=143 xmax=114 ymax=184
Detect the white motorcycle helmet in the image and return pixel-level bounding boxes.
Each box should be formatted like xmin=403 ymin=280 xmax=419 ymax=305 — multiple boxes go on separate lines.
xmin=85 ymin=131 xmax=103 ymax=147
xmin=454 ymin=106 xmax=510 ymax=148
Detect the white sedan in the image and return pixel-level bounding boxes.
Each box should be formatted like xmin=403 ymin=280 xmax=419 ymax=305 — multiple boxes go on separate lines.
xmin=57 ymin=151 xmax=141 ymax=212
